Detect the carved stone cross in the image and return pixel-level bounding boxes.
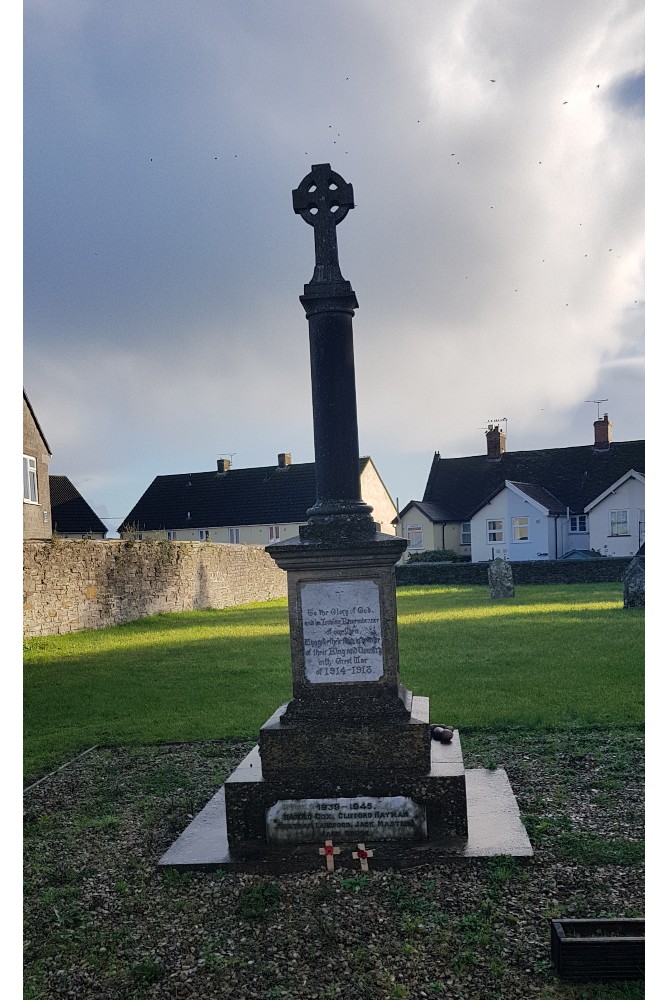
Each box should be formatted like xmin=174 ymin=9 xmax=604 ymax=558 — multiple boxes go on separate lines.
xmin=292 ymin=164 xmax=354 ymax=283
xmin=319 ymin=838 xmax=341 ymax=872
xmin=352 ymin=843 xmax=374 ymax=871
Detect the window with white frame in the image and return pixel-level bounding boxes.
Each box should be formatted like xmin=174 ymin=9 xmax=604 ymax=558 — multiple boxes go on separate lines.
xmin=199 ymin=529 xmax=210 ymax=541
xmin=23 ymin=455 xmax=38 ymax=503
xmin=569 ymin=514 xmax=587 ymax=533
xmin=486 ymin=519 xmax=504 ymax=543
xmin=228 ymin=527 xmax=240 ymax=544
xmin=512 ymin=516 xmax=529 ymax=542
xmin=268 ymin=525 xmax=280 ymax=543
xmin=406 ymin=524 xmax=423 ymax=549
xmin=638 ymin=509 xmax=645 ymax=546
xmin=461 ymin=522 xmax=471 ymax=546
xmin=610 ymin=510 xmax=629 ymax=536
xmin=167 ymin=530 xmax=177 ymax=540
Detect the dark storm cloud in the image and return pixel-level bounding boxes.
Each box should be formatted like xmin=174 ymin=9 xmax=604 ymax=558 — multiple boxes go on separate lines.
xmin=612 ymin=72 xmax=645 ymax=115
xmin=23 ymin=0 xmax=644 ymax=533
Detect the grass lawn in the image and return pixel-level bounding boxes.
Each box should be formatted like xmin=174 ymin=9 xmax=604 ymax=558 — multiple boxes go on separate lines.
xmin=23 ymin=584 xmax=645 ymax=999
xmin=23 ymin=583 xmax=644 ymax=782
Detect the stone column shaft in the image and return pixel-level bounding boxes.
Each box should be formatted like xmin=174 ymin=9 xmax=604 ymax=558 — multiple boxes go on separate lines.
xmin=308 ymin=309 xmax=363 ymax=507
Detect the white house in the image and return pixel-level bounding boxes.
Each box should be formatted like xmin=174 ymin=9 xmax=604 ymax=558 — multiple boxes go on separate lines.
xmin=469 ymin=481 xmax=566 ymax=562
xmin=395 ymin=415 xmax=644 ymax=563
xmin=584 ymin=470 xmax=645 ymax=558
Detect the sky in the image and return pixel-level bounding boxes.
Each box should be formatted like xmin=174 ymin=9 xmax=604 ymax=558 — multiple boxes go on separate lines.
xmin=22 ymin=0 xmax=645 ymax=536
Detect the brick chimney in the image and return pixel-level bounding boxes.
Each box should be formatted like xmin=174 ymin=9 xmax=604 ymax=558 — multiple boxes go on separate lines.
xmin=277 ymin=452 xmax=292 ymax=468
xmin=593 ymin=413 xmax=612 ymax=451
xmin=485 ymin=424 xmax=506 ymax=461
xmin=216 ymin=458 xmax=231 ymax=473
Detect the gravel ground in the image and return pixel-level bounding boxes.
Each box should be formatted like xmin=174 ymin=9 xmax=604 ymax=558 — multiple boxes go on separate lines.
xmin=23 ymin=729 xmax=644 ymax=1000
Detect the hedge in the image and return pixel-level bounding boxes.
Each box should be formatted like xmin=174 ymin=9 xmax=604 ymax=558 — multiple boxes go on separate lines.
xmin=395 ymin=557 xmax=634 ymax=587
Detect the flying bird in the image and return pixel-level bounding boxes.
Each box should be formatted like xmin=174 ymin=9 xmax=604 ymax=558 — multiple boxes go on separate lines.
xmin=563 ymin=101 xmax=568 ymax=104
xmin=490 ymin=79 xmax=496 ymax=83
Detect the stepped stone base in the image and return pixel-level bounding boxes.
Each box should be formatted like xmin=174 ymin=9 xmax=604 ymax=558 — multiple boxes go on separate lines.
xmin=158 ymin=767 xmax=532 ymax=872
xmin=159 ymin=694 xmax=533 ymax=872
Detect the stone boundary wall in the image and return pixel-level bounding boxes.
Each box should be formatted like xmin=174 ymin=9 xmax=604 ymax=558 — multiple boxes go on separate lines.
xmin=23 ymin=540 xmax=287 ymax=637
xmin=396 ymin=557 xmax=634 ymax=587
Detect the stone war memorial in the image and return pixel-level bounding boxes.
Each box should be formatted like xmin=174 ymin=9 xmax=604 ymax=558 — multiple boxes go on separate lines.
xmin=160 ymin=165 xmax=532 ymax=872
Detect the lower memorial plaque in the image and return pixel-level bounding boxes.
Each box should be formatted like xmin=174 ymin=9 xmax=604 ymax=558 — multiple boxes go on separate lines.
xmin=266 ymin=796 xmax=427 ymax=844
xmin=301 ymin=580 xmax=384 ymax=683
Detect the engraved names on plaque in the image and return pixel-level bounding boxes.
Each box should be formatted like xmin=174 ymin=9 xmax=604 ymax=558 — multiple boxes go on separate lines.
xmin=301 ymin=580 xmax=384 ymax=683
xmin=266 ymin=796 xmax=427 ymax=844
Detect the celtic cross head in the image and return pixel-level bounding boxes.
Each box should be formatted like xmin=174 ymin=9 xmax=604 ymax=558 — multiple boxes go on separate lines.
xmin=292 ymin=164 xmax=354 ymax=283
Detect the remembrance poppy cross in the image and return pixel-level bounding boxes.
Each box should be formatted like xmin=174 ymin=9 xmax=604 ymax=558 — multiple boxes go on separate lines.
xmin=318 ymin=839 xmax=341 ymax=872
xmin=352 ymin=843 xmax=374 ymax=871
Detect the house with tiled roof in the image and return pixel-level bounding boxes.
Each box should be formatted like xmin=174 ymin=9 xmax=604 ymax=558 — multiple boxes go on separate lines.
xmin=23 ymin=390 xmax=52 ymax=539
xmin=50 ymin=476 xmax=108 ymax=539
xmin=395 ymin=415 xmax=644 ymax=563
xmin=118 ymin=453 xmax=397 ymax=545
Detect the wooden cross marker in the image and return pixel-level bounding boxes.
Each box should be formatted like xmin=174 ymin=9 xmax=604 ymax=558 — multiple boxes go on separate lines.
xmin=319 ymin=839 xmax=341 ymax=872
xmin=352 ymin=843 xmax=374 ymax=871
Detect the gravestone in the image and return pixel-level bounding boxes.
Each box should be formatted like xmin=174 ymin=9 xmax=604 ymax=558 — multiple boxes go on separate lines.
xmin=488 ymin=557 xmax=515 ymax=598
xmin=159 ymin=164 xmax=531 ymax=871
xmin=623 ymin=551 xmax=644 ymax=609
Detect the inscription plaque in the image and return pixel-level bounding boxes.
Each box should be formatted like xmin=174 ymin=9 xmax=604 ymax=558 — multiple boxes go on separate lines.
xmin=301 ymin=580 xmax=383 ymax=683
xmin=266 ymin=796 xmax=427 ymax=844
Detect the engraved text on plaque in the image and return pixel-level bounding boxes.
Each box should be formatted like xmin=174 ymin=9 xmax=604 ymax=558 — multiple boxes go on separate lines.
xmin=301 ymin=580 xmax=383 ymax=683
